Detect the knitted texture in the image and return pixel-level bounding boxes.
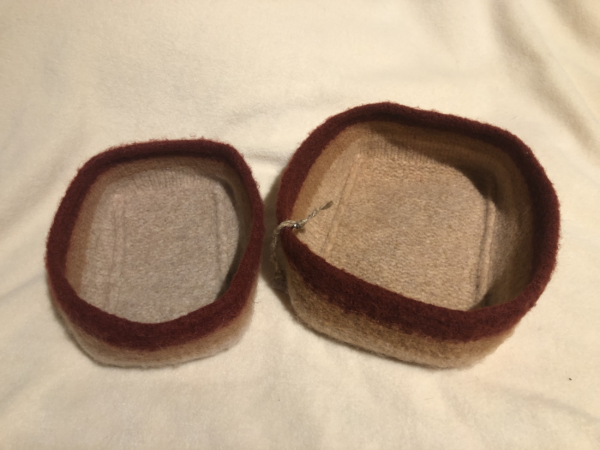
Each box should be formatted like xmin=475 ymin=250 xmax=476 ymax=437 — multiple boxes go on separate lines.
xmin=276 ymin=102 xmax=560 ymax=368
xmin=46 ymin=139 xmax=265 ymax=367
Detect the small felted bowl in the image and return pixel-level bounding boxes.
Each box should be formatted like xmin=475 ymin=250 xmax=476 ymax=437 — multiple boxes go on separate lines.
xmin=276 ymin=102 xmax=559 ymax=368
xmin=46 ymin=139 xmax=264 ymax=367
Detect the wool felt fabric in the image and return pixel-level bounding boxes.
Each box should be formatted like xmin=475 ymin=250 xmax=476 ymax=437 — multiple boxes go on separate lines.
xmin=1 ymin=1 xmax=600 ymax=449
xmin=46 ymin=140 xmax=264 ymax=366
xmin=276 ymin=102 xmax=559 ymax=368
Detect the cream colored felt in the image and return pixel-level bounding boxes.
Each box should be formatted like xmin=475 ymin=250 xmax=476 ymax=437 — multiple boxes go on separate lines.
xmin=53 ymin=281 xmax=256 ymax=368
xmin=293 ymin=122 xmax=533 ymax=311
xmin=286 ymin=267 xmax=513 ymax=368
xmin=66 ymin=156 xmax=251 ymax=323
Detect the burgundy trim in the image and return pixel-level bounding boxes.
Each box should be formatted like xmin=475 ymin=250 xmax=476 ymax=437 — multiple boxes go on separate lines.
xmin=46 ymin=139 xmax=265 ymax=351
xmin=277 ymin=102 xmax=560 ymax=342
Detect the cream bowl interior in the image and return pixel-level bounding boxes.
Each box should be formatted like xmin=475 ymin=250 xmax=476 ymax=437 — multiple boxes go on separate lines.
xmin=293 ymin=121 xmax=534 ymax=310
xmin=65 ymin=156 xmax=252 ymax=323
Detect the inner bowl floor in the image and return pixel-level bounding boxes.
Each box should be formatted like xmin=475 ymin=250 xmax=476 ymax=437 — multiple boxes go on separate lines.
xmin=67 ymin=159 xmax=243 ymax=323
xmin=314 ymin=151 xmax=495 ymax=310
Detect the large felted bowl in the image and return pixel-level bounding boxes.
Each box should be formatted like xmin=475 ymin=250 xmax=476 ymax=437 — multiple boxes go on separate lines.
xmin=276 ymin=102 xmax=559 ymax=368
xmin=46 ymin=139 xmax=264 ymax=367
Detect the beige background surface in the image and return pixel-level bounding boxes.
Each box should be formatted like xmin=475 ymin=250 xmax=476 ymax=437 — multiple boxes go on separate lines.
xmin=1 ymin=1 xmax=599 ymax=448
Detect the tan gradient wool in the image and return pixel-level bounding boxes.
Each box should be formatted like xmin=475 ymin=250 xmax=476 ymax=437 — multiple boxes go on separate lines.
xmin=276 ymin=103 xmax=559 ymax=368
xmin=54 ymin=282 xmax=257 ymax=368
xmin=286 ymin=267 xmax=512 ymax=368
xmin=46 ymin=140 xmax=264 ymax=367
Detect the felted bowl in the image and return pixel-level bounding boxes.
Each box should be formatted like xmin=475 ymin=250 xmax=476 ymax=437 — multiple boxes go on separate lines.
xmin=46 ymin=139 xmax=264 ymax=367
xmin=276 ymin=103 xmax=559 ymax=368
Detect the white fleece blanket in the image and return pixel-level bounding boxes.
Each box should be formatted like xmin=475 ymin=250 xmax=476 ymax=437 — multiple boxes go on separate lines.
xmin=1 ymin=1 xmax=599 ymax=448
